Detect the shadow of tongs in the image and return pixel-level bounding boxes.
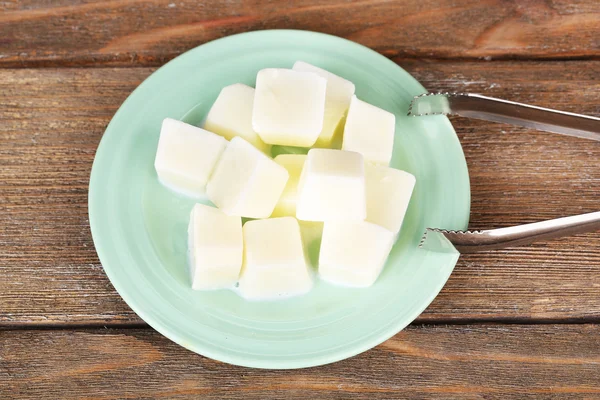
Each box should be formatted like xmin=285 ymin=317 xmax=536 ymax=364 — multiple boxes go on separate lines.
xmin=409 ymin=93 xmax=600 ymax=253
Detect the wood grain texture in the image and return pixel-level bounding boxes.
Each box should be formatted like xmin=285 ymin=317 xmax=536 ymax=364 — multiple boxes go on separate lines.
xmin=2 ymin=325 xmax=600 ymax=398
xmin=1 ymin=61 xmax=599 ymax=326
xmin=0 ymin=0 xmax=599 ymax=67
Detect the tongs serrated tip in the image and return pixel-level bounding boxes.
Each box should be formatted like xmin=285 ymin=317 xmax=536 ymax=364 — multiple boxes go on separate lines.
xmin=407 ymin=92 xmax=458 ymax=117
xmin=419 ymin=228 xmax=484 ymax=253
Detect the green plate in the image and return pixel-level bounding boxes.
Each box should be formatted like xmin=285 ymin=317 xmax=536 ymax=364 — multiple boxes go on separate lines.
xmin=89 ymin=30 xmax=470 ymax=369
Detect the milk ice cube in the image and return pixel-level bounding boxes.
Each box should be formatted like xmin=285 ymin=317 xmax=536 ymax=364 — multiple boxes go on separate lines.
xmin=271 ymin=154 xmax=306 ymax=217
xmin=342 ymin=96 xmax=395 ymax=166
xmin=319 ymin=220 xmax=395 ymax=287
xmin=187 ymin=204 xmax=243 ymax=290
xmin=292 ymin=61 xmax=355 ymax=148
xmin=365 ymin=164 xmax=416 ymax=234
xmin=204 ymin=83 xmax=271 ymax=154
xmin=296 ymin=149 xmax=366 ymax=222
xmin=238 ymin=217 xmax=313 ymax=300
xmin=207 ymin=137 xmax=289 ymax=218
xmin=154 ymin=118 xmax=227 ymax=197
xmin=252 ymin=68 xmax=327 ymax=147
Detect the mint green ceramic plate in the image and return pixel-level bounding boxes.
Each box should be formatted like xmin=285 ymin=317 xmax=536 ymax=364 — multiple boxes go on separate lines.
xmin=89 ymin=30 xmax=470 ymax=369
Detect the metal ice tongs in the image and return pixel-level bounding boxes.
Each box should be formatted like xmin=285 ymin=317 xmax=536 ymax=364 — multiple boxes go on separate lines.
xmin=410 ymin=93 xmax=600 ymax=253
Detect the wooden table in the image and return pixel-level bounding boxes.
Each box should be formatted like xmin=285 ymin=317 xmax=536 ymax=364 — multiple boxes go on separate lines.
xmin=1 ymin=1 xmax=599 ymax=398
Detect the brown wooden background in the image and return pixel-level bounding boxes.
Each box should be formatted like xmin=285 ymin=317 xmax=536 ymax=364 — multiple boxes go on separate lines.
xmin=1 ymin=0 xmax=599 ymax=398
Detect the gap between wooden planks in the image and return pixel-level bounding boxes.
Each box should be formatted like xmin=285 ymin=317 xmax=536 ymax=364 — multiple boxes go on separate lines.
xmin=0 ymin=61 xmax=599 ymax=327
xmin=1 ymin=325 xmax=600 ymax=399
xmin=0 ymin=0 xmax=598 ymax=67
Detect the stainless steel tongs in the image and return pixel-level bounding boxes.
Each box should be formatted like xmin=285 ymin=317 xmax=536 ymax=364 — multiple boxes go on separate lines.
xmin=410 ymin=93 xmax=600 ymax=253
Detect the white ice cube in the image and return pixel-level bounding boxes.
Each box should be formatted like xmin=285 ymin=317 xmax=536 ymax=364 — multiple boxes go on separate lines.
xmin=365 ymin=164 xmax=416 ymax=234
xmin=271 ymin=154 xmax=306 ymax=218
xmin=204 ymin=83 xmax=271 ymax=154
xmin=238 ymin=217 xmax=313 ymax=300
xmin=252 ymin=68 xmax=327 ymax=147
xmin=154 ymin=118 xmax=227 ymax=197
xmin=206 ymin=137 xmax=288 ymax=218
xmin=319 ymin=220 xmax=395 ymax=287
xmin=187 ymin=204 xmax=243 ymax=290
xmin=342 ymin=96 xmax=395 ymax=166
xmin=292 ymin=61 xmax=355 ymax=148
xmin=296 ymin=149 xmax=366 ymax=222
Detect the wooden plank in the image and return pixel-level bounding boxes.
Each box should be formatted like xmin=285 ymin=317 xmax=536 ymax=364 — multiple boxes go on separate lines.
xmin=2 ymin=325 xmax=600 ymax=398
xmin=0 ymin=61 xmax=599 ymax=326
xmin=0 ymin=0 xmax=598 ymax=67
